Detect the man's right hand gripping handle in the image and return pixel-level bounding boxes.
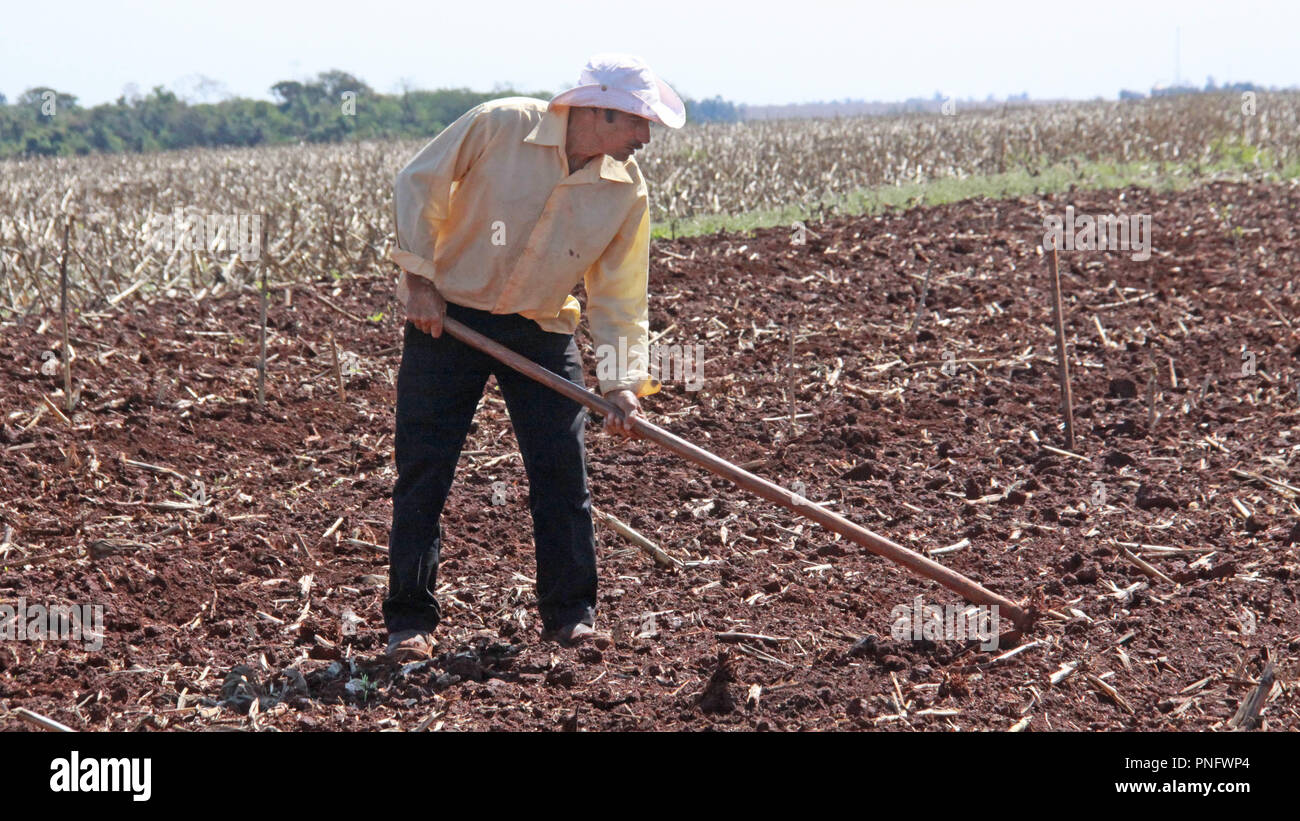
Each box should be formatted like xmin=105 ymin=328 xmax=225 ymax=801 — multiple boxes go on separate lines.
xmin=404 ymin=272 xmax=447 ymax=337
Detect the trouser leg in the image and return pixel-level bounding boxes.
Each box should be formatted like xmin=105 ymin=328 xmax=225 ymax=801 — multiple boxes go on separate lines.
xmin=384 ymin=318 xmax=490 ymax=634
xmin=493 ymin=328 xmax=597 ymax=632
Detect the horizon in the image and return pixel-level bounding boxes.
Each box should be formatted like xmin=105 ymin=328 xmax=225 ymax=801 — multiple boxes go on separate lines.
xmin=3 ymin=0 xmax=1297 ymax=110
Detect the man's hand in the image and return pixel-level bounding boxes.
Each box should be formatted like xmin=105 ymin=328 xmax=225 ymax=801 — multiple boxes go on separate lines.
xmin=404 ymin=272 xmax=446 ymax=337
xmin=602 ymin=389 xmax=641 ymax=438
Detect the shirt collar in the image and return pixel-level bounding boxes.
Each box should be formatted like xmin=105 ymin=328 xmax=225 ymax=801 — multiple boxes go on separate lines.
xmin=524 ymin=104 xmax=567 ymax=147
xmin=526 ymin=104 xmax=635 ymax=185
xmin=597 ymin=155 xmax=635 ymax=184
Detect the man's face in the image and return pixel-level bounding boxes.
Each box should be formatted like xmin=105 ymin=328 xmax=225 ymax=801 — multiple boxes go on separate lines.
xmin=595 ymin=109 xmax=652 ymax=161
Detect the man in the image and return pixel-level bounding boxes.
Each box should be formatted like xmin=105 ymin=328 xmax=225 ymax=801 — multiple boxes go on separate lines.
xmin=384 ymin=54 xmax=685 ymax=661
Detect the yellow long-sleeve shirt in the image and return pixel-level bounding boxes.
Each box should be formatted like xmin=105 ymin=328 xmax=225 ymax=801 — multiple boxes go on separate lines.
xmin=391 ymin=96 xmax=659 ymax=398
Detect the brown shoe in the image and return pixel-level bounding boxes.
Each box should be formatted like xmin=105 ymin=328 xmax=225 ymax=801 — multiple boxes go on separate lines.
xmin=542 ymin=622 xmax=612 ymax=649
xmin=385 ymin=629 xmax=436 ymax=662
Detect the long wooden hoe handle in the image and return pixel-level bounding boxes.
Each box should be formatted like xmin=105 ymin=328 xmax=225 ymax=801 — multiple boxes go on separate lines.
xmin=441 ymin=316 xmax=1031 ymax=632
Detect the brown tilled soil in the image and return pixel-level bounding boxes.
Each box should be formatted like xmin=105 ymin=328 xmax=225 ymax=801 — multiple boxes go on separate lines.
xmin=1 ymin=180 xmax=1297 ymax=732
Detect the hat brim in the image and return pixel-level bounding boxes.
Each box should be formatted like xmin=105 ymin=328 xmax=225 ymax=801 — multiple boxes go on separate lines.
xmin=550 ymin=81 xmax=685 ymax=129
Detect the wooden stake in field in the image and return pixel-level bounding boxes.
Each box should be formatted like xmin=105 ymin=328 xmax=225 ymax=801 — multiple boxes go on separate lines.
xmin=908 ymin=268 xmax=932 ymax=337
xmin=59 ymin=216 xmax=74 ymax=414
xmin=257 ymin=219 xmax=268 ymax=407
xmin=330 ymin=331 xmax=346 ymax=402
xmin=787 ymin=319 xmax=797 ymax=434
xmin=1147 ymin=363 xmax=1158 ymax=432
xmin=1046 ymin=240 xmax=1075 ymax=450
xmin=440 ymin=316 xmax=1032 ymax=632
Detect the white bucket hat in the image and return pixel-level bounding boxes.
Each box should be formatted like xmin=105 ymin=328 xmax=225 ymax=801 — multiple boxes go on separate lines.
xmin=549 ymin=53 xmax=686 ymax=129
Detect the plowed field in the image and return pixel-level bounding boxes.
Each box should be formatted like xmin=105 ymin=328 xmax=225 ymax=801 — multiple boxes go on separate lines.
xmin=2 ymin=180 xmax=1296 ymax=731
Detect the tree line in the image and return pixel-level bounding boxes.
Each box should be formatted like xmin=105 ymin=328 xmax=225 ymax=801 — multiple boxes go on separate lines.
xmin=0 ymin=70 xmax=740 ymax=159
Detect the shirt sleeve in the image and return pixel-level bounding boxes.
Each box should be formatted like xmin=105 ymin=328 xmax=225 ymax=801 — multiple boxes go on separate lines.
xmin=391 ymin=104 xmax=493 ymax=292
xmin=584 ymin=187 xmax=661 ymax=399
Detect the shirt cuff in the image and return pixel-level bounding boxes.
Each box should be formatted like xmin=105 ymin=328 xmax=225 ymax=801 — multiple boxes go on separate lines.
xmin=601 ymin=375 xmax=662 ymax=399
xmin=391 ymin=249 xmax=437 ymax=311
xmin=390 ymin=248 xmax=437 ymax=280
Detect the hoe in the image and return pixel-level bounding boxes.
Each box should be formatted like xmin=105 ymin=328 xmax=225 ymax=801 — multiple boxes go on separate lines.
xmin=441 ymin=316 xmax=1033 ymax=635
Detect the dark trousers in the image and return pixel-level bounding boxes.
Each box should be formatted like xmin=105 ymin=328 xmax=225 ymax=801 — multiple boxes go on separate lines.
xmin=384 ymin=301 xmax=597 ymax=635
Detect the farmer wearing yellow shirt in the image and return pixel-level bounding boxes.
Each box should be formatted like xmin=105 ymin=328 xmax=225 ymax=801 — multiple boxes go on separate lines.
xmin=385 ymin=54 xmax=685 ymax=660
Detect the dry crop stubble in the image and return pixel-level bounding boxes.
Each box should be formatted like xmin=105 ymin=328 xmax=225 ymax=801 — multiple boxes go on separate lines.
xmin=2 ymin=93 xmax=1297 ymax=312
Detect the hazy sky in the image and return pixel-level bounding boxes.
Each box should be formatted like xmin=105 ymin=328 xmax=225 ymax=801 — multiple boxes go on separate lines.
xmin=3 ymin=0 xmax=1297 ymax=108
